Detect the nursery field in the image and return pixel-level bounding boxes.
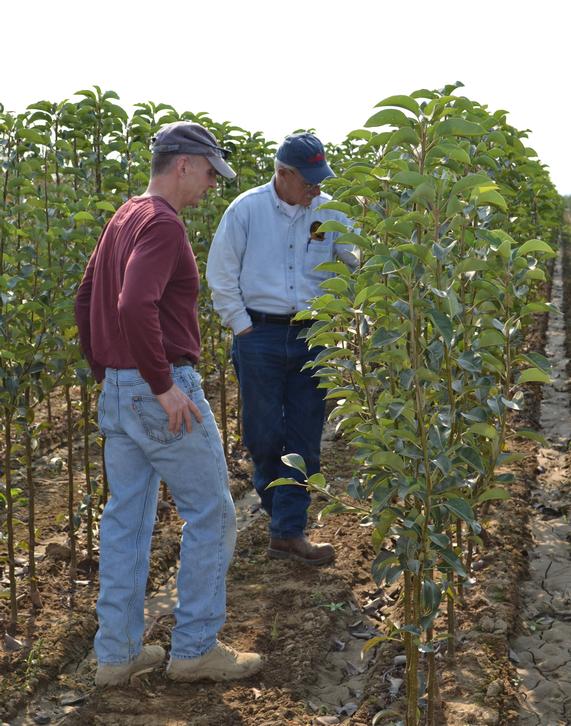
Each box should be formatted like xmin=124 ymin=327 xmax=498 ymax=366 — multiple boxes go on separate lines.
xmin=0 ymin=84 xmax=568 ymax=725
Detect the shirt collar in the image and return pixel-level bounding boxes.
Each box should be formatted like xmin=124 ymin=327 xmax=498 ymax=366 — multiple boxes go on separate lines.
xmin=269 ymin=176 xmax=327 ymax=217
xmin=269 ymin=175 xmax=290 ymax=215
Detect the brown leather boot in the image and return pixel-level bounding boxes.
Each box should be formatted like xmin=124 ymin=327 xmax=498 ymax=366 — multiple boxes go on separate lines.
xmin=268 ymin=535 xmax=335 ymax=566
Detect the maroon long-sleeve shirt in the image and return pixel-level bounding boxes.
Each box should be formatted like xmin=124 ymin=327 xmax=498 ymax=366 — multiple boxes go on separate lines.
xmin=75 ymin=196 xmax=201 ymax=395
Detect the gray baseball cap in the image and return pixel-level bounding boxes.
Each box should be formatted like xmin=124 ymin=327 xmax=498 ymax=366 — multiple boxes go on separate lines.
xmin=152 ymin=121 xmax=236 ymax=180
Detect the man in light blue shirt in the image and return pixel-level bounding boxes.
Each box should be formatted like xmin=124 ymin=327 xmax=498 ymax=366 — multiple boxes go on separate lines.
xmin=206 ymin=133 xmax=356 ymax=566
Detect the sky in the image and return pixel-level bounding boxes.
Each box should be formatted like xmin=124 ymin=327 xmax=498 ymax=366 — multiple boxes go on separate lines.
xmin=2 ymin=0 xmax=570 ymax=194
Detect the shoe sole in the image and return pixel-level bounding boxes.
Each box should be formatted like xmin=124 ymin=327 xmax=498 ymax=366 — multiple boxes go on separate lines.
xmin=167 ymin=665 xmax=262 ymax=683
xmin=267 ymin=548 xmax=335 ymax=566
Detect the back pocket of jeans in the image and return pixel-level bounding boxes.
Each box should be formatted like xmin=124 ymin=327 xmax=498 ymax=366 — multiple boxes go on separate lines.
xmin=132 ymin=395 xmax=184 ymax=445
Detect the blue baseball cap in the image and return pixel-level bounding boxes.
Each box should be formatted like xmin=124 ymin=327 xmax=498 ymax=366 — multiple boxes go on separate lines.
xmin=276 ymin=132 xmax=334 ymax=185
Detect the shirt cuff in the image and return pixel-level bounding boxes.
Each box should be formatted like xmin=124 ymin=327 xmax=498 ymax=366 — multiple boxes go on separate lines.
xmin=147 ymin=373 xmax=174 ymax=396
xmin=229 ymin=311 xmax=253 ymax=335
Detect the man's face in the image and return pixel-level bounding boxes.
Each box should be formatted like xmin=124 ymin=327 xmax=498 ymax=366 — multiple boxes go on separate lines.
xmin=182 ymin=155 xmax=218 ymax=207
xmin=281 ymin=167 xmax=322 ymax=207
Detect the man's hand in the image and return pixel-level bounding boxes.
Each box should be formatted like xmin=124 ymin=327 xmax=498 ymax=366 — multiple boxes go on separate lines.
xmin=237 ymin=326 xmax=253 ymax=336
xmin=156 ymin=383 xmax=203 ymax=434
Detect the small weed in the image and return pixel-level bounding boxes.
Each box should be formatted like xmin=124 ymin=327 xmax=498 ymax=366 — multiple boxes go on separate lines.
xmin=490 ymin=589 xmax=506 ymax=602
xmin=320 ymin=601 xmax=345 ymax=612
xmin=25 ymin=638 xmax=43 ymax=679
xmin=270 ymin=613 xmax=279 ymax=641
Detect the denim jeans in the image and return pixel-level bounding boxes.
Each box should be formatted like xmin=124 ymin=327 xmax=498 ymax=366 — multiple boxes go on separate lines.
xmin=95 ymin=365 xmax=236 ymax=664
xmin=232 ymin=322 xmax=325 ymax=539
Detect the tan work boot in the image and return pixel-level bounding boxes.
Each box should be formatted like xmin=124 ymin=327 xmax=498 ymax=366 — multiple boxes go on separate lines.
xmin=268 ymin=535 xmax=335 ymax=566
xmin=95 ymin=644 xmax=165 ymax=686
xmin=167 ymin=641 xmax=262 ymax=682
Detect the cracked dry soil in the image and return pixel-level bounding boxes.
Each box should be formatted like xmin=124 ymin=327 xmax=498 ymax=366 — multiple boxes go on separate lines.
xmin=4 ymin=244 xmax=571 ymax=725
xmin=512 ymin=247 xmax=571 ymax=726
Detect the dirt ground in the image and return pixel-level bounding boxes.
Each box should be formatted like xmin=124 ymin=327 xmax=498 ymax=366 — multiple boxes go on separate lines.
xmin=0 ymin=251 xmax=567 ymax=725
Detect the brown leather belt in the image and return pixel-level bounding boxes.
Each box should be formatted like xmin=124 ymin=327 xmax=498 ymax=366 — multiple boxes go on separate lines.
xmin=172 ymin=357 xmax=194 ymax=367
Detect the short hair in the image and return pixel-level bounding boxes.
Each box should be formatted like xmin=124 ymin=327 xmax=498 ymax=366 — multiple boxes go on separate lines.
xmin=151 ymin=152 xmax=181 ymax=177
xmin=274 ymin=158 xmax=296 ymax=174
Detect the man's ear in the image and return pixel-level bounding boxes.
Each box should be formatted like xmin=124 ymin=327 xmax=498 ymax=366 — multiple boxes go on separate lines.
xmin=179 ymin=155 xmax=193 ymax=175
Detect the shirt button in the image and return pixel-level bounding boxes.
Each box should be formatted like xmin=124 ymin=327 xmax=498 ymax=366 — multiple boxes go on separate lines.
xmin=289 ymin=244 xmax=293 ymax=248
xmin=289 ymin=266 xmax=293 ymax=270
xmin=289 ymin=285 xmax=293 ymax=289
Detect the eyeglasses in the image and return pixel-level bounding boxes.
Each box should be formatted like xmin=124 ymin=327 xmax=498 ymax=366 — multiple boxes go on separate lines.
xmin=289 ymin=168 xmax=320 ymax=191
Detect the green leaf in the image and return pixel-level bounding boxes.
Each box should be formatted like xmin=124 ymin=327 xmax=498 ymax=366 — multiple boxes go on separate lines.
xmin=443 ymin=497 xmax=476 ymax=523
xmin=497 ymin=452 xmax=527 ymax=465
xmin=95 ymin=201 xmax=116 ymax=213
xmin=386 ymin=127 xmax=420 ymax=149
xmin=314 ymin=261 xmax=351 ymax=276
xmin=396 ymin=243 xmax=431 ymax=263
xmin=476 ymin=487 xmax=511 ymax=504
xmin=74 ymin=211 xmax=95 ymax=222
xmin=515 ymin=351 xmax=551 ymax=373
xmin=392 ymin=170 xmax=426 ymax=187
xmin=371 ymin=328 xmax=404 ymax=348
xmin=320 ymin=277 xmax=349 ymax=295
xmin=307 ymin=472 xmax=326 ymax=489
xmin=450 ymin=173 xmax=492 ymax=197
xmin=437 ymin=142 xmax=471 ymax=165
xmin=365 ymin=108 xmax=412 ymax=128
xmin=317 ymin=200 xmax=353 ymax=214
xmin=335 ymin=232 xmax=370 ymax=249
xmin=373 ymin=508 xmax=399 ymax=547
xmin=477 ymin=329 xmax=505 ymax=347
xmin=521 ymin=302 xmax=555 ymax=316
xmin=435 ymin=118 xmax=485 ymax=138
xmin=458 ymin=352 xmax=481 ymax=373
xmin=467 ymin=422 xmax=497 ymax=439
xmin=375 ymin=94 xmax=421 ymax=117
xmin=75 ymin=88 xmax=97 ymax=99
xmin=429 ymin=310 xmax=453 ymax=346
xmin=354 ymin=283 xmax=391 ymax=307
xmin=474 ymin=189 xmax=507 ymax=212
xmin=316 ymin=220 xmax=347 ymax=234
xmin=409 ymin=181 xmax=435 ymax=206
xmin=517 ymin=368 xmax=551 ymax=384
xmin=371 ymin=451 xmax=406 ymax=473
xmin=524 ymin=268 xmax=547 ymax=282
xmin=429 ymin=532 xmax=450 ymax=549
xmin=457 ymin=446 xmax=485 ymax=474
xmin=454 ymin=258 xmax=489 ymax=275
xmin=438 ymin=548 xmax=467 ymax=577
xmin=281 ymin=453 xmax=307 ymax=475
xmin=516 ymin=239 xmax=556 ymax=257
xmin=17 ymin=128 xmax=50 ymax=145
xmin=266 ymin=477 xmax=303 ymax=490
xmin=515 ymin=429 xmax=548 ymax=445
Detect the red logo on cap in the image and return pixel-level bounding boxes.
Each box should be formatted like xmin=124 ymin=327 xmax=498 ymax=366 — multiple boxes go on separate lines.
xmin=307 ymin=153 xmax=324 ymax=164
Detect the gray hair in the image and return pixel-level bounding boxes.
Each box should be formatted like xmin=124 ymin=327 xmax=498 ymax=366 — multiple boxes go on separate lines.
xmin=274 ymin=158 xmax=296 ymax=174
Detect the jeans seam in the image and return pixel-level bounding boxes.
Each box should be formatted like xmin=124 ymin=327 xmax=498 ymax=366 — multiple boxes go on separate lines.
xmin=98 ymin=390 xmax=107 ymax=433
xmin=125 ymin=469 xmax=154 ymax=660
xmin=180 ymin=374 xmax=220 ymax=448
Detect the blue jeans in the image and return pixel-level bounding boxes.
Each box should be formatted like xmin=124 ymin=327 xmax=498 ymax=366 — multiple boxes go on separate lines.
xmin=232 ymin=323 xmax=325 ymax=539
xmin=95 ymin=365 xmax=236 ymax=664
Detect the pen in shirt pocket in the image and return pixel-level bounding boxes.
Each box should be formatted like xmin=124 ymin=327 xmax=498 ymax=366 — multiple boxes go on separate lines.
xmin=306 ymin=220 xmax=325 ymax=251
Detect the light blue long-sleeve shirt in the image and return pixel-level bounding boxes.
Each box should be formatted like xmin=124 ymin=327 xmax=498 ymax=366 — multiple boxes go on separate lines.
xmin=206 ymin=177 xmax=356 ymax=334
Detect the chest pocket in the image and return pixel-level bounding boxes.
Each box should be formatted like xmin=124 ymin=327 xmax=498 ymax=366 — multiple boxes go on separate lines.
xmin=304 ymin=243 xmax=331 ymax=281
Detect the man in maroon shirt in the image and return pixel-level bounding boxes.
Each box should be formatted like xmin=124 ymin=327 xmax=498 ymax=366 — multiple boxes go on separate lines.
xmin=76 ymin=122 xmax=261 ymax=686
